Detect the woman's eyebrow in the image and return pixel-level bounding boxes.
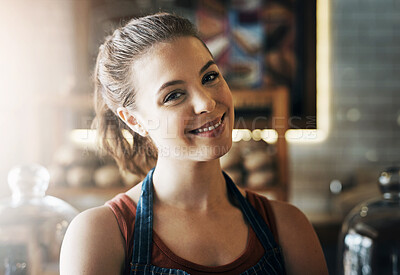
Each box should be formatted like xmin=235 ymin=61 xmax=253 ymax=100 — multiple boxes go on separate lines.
xmin=199 ymin=60 xmax=215 ymax=75
xmin=158 ymin=80 xmax=185 ymax=94
xmin=157 ymin=60 xmax=216 ymax=95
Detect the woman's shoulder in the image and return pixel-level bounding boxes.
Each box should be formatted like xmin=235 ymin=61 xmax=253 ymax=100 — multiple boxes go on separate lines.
xmin=60 ymin=182 xmax=144 ymax=275
xmin=244 ymin=190 xmax=316 ymax=241
xmin=244 ymin=189 xmax=303 ymax=221
xmin=68 ymin=204 xmax=120 ymax=230
xmin=60 ymin=205 xmax=126 ymax=274
xmin=63 ymin=206 xmax=121 ymax=243
xmin=256 ymin=197 xmax=328 ymax=274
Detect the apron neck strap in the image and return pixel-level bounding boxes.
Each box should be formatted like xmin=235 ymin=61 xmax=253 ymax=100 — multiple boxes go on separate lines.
xmin=132 ymin=168 xmax=155 ymax=264
xmin=223 ymin=171 xmax=279 ymax=252
xmin=132 ymin=168 xmax=279 ymax=264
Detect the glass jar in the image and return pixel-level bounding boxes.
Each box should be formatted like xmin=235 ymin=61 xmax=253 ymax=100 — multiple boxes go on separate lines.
xmin=0 ymin=164 xmax=79 ymax=275
xmin=338 ymin=167 xmax=400 ymax=275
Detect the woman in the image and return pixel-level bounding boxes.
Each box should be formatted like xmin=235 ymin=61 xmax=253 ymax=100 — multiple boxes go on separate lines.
xmin=60 ymin=13 xmax=328 ymax=275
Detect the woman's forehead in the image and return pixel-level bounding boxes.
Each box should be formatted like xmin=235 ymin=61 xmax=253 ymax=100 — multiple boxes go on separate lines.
xmin=132 ymin=37 xmax=213 ymax=89
xmin=141 ymin=37 xmax=211 ymax=68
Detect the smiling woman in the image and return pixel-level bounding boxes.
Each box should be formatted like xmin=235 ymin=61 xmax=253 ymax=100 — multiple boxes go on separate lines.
xmin=125 ymin=36 xmax=234 ymax=161
xmin=59 ymin=13 xmax=328 ymax=275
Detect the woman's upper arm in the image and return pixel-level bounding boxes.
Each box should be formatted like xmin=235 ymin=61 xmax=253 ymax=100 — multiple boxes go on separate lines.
xmin=270 ymin=201 xmax=329 ymax=275
xmin=60 ymin=206 xmax=125 ymax=275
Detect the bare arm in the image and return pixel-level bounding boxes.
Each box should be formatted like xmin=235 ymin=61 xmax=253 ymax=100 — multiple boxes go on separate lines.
xmin=60 ymin=206 xmax=125 ymax=275
xmin=270 ymin=200 xmax=328 ymax=275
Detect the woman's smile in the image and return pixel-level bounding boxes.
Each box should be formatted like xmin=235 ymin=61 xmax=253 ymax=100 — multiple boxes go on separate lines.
xmin=188 ymin=113 xmax=226 ymax=137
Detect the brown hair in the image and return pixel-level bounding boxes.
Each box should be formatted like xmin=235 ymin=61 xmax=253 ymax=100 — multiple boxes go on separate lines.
xmin=92 ymin=13 xmax=200 ymax=177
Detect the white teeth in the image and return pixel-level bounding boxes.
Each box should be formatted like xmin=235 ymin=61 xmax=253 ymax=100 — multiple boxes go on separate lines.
xmin=194 ymin=118 xmax=222 ymax=134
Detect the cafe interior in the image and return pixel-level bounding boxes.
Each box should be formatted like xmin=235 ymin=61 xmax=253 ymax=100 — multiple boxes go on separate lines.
xmin=0 ymin=0 xmax=399 ymax=274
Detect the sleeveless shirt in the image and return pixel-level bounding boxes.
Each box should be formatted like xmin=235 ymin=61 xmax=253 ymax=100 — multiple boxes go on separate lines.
xmin=106 ymin=190 xmax=280 ymax=275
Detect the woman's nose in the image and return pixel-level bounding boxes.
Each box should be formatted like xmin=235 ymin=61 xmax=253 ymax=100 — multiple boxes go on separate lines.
xmin=192 ymin=87 xmax=216 ymax=114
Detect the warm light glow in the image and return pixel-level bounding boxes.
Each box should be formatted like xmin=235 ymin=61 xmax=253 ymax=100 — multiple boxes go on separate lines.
xmin=260 ymin=130 xmax=278 ymax=144
xmin=0 ymin=1 xmax=79 ymax=196
xmin=285 ymin=129 xmax=327 ymax=143
xmin=232 ymin=129 xmax=277 ymax=144
xmin=232 ymin=129 xmax=251 ymax=142
xmin=286 ymin=0 xmax=330 ymax=143
xmin=69 ymin=129 xmax=97 ymax=149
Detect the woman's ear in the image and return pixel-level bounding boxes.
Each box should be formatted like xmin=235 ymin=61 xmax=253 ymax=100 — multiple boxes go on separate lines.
xmin=117 ymin=107 xmax=148 ymax=137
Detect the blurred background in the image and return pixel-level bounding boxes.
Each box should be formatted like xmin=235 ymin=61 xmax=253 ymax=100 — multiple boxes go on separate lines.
xmin=0 ymin=0 xmax=400 ymax=273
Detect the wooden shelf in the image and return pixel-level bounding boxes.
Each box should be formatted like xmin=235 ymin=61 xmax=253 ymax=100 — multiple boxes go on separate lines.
xmin=232 ymin=86 xmax=289 ymax=134
xmin=232 ymin=87 xmax=290 ymax=201
xmin=232 ymin=90 xmax=274 ymax=110
xmin=231 ymin=86 xmax=287 ymax=110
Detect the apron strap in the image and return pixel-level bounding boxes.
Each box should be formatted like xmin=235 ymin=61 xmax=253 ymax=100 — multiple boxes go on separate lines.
xmin=132 ymin=168 xmax=155 ymax=264
xmin=223 ymin=171 xmax=279 ymax=252
xmin=132 ymin=168 xmax=281 ymax=266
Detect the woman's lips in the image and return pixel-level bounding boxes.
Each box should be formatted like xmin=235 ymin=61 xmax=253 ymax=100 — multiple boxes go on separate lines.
xmin=190 ymin=114 xmax=225 ymax=132
xmin=189 ymin=114 xmax=226 ymax=137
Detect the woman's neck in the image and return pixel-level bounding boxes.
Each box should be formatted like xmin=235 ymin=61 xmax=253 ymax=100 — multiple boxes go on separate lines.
xmin=152 ymin=157 xmax=228 ymax=211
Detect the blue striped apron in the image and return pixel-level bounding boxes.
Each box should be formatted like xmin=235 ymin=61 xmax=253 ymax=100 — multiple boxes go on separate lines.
xmin=130 ymin=168 xmax=286 ymax=274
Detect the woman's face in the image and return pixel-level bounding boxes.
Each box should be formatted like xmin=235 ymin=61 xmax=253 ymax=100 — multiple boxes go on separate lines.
xmin=130 ymin=36 xmax=234 ymax=161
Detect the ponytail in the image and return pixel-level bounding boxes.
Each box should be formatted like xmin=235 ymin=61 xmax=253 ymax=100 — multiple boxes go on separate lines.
xmin=92 ymin=54 xmax=157 ymax=178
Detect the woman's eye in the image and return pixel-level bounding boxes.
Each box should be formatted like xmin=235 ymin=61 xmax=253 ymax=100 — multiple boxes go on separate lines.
xmin=163 ymin=91 xmax=183 ymax=103
xmin=202 ymin=72 xmax=219 ymax=85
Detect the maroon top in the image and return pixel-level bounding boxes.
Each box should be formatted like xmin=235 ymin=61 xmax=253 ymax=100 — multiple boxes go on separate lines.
xmin=106 ymin=190 xmax=280 ymax=275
